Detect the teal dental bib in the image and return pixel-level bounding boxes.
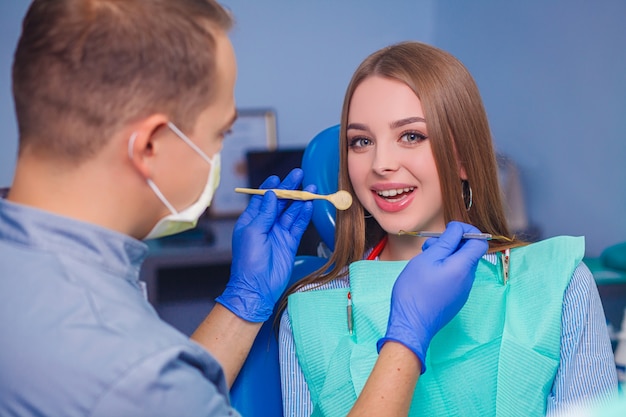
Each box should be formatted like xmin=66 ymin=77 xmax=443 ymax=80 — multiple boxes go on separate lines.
xmin=288 ymin=236 xmax=584 ymax=416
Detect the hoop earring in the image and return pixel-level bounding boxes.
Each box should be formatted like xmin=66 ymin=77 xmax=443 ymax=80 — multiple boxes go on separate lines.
xmin=462 ymin=180 xmax=473 ymax=212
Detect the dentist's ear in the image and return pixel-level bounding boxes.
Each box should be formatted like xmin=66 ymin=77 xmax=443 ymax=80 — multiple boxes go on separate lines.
xmin=127 ymin=131 xmax=153 ymax=179
xmin=126 ymin=114 xmax=169 ymax=179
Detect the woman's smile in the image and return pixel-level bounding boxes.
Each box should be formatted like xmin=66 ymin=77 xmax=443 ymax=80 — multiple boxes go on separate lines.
xmin=372 ymin=184 xmax=416 ymax=212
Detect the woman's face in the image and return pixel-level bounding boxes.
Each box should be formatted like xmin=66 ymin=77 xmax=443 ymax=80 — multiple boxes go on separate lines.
xmin=346 ymin=75 xmax=445 ymax=236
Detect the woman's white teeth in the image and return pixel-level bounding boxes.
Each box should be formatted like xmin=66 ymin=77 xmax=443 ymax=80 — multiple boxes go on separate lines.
xmin=377 ymin=187 xmax=414 ymax=197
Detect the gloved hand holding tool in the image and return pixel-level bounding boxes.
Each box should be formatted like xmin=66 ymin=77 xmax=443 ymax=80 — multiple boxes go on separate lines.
xmin=216 ymin=168 xmax=314 ymax=322
xmin=378 ymin=221 xmax=489 ymax=371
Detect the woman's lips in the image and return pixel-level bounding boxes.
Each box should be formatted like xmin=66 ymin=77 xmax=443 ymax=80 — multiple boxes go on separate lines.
xmin=372 ymin=187 xmax=416 ymax=212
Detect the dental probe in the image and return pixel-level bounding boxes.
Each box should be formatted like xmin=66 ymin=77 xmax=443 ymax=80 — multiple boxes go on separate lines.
xmin=398 ymin=230 xmax=494 ymax=240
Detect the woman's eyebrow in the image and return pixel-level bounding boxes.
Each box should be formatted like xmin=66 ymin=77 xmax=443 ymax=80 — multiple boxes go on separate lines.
xmin=389 ymin=117 xmax=426 ymax=129
xmin=346 ymin=122 xmax=369 ymax=132
xmin=347 ymin=117 xmax=426 ymax=133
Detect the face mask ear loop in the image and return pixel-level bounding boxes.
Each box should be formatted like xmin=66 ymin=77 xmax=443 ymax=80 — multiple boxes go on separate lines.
xmin=167 ymin=121 xmax=215 ymax=166
xmin=128 ymin=132 xmax=138 ymax=160
xmin=146 ymin=179 xmax=179 ymax=215
xmin=129 ymin=131 xmax=179 ymax=215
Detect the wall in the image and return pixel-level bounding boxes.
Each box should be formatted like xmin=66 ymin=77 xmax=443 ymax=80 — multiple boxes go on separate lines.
xmin=431 ymin=0 xmax=626 ymax=256
xmin=220 ymin=0 xmax=435 ymax=146
xmin=1 ymin=1 xmax=624 ymax=256
xmin=0 ymin=1 xmax=29 ymax=188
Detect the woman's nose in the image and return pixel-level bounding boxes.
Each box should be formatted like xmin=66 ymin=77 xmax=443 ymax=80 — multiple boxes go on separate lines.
xmin=372 ymin=143 xmax=400 ymax=175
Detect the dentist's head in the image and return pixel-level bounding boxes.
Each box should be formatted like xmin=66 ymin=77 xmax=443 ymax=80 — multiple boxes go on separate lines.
xmin=9 ymin=0 xmax=237 ymax=240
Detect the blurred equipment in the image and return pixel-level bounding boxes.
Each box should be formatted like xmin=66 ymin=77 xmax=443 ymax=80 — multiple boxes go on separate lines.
xmin=496 ymin=153 xmax=540 ymax=240
xmin=614 ymin=307 xmax=626 ymax=388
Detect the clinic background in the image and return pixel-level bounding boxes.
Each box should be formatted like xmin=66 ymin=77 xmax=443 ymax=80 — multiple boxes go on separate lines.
xmin=0 ymin=0 xmax=625 ymax=258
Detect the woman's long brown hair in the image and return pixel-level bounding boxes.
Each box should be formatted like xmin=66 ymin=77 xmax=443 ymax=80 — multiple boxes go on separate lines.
xmin=276 ymin=41 xmax=525 ymax=324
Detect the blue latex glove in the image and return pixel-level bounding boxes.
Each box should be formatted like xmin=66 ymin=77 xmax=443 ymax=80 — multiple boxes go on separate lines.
xmin=377 ymin=221 xmax=489 ymax=372
xmin=216 ymin=168 xmax=314 ymax=322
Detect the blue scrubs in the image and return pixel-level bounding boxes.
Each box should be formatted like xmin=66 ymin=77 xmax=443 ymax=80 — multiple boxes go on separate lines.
xmin=0 ymin=194 xmax=238 ymax=416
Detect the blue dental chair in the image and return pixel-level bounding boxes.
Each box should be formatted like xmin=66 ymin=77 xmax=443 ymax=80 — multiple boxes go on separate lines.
xmin=229 ymin=124 xmax=340 ymax=416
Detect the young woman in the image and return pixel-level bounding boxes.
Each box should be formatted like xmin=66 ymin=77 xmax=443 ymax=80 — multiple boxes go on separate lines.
xmin=278 ymin=41 xmax=618 ymax=416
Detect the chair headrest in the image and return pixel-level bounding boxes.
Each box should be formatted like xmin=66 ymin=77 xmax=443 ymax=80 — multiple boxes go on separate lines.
xmin=602 ymin=242 xmax=626 ymax=271
xmin=302 ymin=124 xmax=340 ymax=251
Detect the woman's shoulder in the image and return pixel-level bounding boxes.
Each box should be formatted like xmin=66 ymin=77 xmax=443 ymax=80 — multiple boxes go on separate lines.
xmin=510 ymin=236 xmax=586 ymax=261
xmin=516 ymin=235 xmax=585 ymax=250
xmin=567 ymin=260 xmax=597 ymax=297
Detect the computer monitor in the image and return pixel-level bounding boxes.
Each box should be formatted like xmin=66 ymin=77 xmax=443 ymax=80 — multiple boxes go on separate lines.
xmin=245 ymin=148 xmax=305 ymax=188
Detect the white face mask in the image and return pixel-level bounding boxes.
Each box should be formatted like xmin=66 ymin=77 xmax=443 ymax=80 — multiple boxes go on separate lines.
xmin=129 ymin=122 xmax=221 ymax=240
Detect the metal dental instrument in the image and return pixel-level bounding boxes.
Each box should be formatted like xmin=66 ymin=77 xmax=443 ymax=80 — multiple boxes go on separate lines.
xmin=347 ymin=291 xmax=353 ymax=335
xmin=398 ymin=230 xmax=494 ymax=240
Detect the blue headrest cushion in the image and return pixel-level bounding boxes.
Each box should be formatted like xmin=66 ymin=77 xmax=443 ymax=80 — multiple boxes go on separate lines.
xmin=302 ymin=124 xmax=340 ymax=251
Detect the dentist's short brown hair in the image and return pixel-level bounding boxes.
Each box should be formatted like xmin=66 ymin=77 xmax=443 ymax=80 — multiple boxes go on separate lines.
xmin=12 ymin=0 xmax=233 ymax=161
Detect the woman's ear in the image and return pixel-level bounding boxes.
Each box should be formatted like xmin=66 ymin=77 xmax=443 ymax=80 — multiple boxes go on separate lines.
xmin=456 ymin=158 xmax=468 ymax=181
xmin=126 ymin=114 xmax=169 ymax=179
xmin=459 ymin=165 xmax=468 ymax=181
xmin=452 ymin=143 xmax=468 ymax=181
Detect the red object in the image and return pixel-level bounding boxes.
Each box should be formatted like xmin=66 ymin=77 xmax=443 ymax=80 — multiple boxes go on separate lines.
xmin=367 ymin=235 xmax=388 ymax=260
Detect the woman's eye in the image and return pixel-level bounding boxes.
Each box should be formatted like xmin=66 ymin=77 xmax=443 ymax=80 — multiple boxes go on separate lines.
xmin=348 ymin=137 xmax=372 ymax=149
xmin=400 ymin=131 xmax=428 ymax=144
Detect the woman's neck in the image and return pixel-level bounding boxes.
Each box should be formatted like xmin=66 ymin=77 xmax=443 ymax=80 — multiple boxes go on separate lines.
xmin=379 ymin=233 xmax=426 ymax=261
